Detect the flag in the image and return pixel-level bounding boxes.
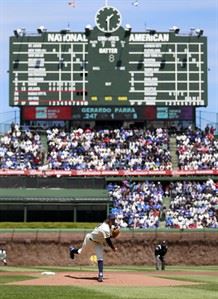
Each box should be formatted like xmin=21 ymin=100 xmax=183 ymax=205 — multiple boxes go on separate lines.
xmin=68 ymin=0 xmax=75 ymax=8
xmin=132 ymin=1 xmax=139 ymax=6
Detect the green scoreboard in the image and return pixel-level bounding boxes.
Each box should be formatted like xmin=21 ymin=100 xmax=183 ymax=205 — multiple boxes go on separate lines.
xmin=9 ymin=5 xmax=207 ymax=108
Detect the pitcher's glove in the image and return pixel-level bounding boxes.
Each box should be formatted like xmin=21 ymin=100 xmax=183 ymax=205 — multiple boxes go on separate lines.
xmin=111 ymin=226 xmax=120 ymax=238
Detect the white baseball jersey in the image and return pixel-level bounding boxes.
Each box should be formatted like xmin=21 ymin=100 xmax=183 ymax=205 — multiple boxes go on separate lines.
xmin=90 ymin=222 xmax=111 ymax=244
xmin=78 ymin=222 xmax=111 ymax=260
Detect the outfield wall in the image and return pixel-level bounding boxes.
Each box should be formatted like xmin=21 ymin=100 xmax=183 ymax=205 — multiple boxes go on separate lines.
xmin=0 ymin=230 xmax=217 ymax=266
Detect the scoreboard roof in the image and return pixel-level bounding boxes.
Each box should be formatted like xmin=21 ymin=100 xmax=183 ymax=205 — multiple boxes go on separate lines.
xmin=9 ymin=5 xmax=207 ymax=107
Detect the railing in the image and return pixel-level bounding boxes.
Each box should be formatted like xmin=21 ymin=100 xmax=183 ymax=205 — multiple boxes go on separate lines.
xmin=0 ymin=169 xmax=217 ymax=177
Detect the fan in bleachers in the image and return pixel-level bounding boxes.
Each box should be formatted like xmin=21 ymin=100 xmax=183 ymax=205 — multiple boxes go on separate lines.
xmin=0 ymin=124 xmax=45 ymax=170
xmin=165 ymin=179 xmax=218 ymax=229
xmin=46 ymin=127 xmax=172 ymax=171
xmin=107 ymin=180 xmax=164 ymax=229
xmin=176 ymin=126 xmax=218 ymax=170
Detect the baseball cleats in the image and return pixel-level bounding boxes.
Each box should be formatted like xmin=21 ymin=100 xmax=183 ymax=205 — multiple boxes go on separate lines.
xmin=97 ymin=273 xmax=104 ymax=282
xmin=3 ymin=259 xmax=7 ymax=266
xmin=69 ymin=246 xmax=77 ymax=259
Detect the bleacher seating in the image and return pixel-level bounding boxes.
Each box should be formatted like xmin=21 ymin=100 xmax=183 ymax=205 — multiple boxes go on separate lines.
xmin=165 ymin=179 xmax=218 ymax=229
xmin=0 ymin=124 xmax=217 ymax=229
xmin=176 ymin=126 xmax=218 ymax=170
xmin=108 ymin=180 xmax=164 ymax=229
xmin=46 ymin=127 xmax=172 ymax=171
xmin=0 ymin=124 xmax=44 ymax=170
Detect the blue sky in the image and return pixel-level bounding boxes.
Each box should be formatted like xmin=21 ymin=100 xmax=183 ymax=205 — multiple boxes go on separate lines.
xmin=0 ymin=0 xmax=217 ymax=127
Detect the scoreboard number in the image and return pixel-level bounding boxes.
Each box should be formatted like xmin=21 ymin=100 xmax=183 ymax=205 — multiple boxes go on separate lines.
xmin=109 ymin=54 xmax=115 ymax=63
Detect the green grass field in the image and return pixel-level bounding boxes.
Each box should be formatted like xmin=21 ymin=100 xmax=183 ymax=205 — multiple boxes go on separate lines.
xmin=0 ymin=265 xmax=218 ymax=299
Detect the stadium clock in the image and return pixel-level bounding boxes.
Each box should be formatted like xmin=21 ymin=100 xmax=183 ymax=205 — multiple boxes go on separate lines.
xmin=95 ymin=6 xmax=121 ymax=33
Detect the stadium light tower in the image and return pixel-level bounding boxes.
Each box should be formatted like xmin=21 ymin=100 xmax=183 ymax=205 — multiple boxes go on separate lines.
xmin=37 ymin=26 xmax=47 ymax=34
xmin=14 ymin=28 xmax=25 ymax=37
xmin=169 ymin=26 xmax=180 ymax=34
xmin=124 ymin=24 xmax=132 ymax=37
xmin=85 ymin=24 xmax=93 ymax=36
xmin=125 ymin=24 xmax=132 ymax=32
xmin=195 ymin=29 xmax=204 ymax=37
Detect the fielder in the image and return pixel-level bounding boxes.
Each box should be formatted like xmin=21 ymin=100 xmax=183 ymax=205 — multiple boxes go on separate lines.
xmin=0 ymin=248 xmax=7 ymax=266
xmin=154 ymin=240 xmax=168 ymax=270
xmin=69 ymin=214 xmax=119 ymax=282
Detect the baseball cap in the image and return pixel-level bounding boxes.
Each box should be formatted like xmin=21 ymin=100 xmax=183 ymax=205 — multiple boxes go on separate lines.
xmin=108 ymin=213 xmax=116 ymax=220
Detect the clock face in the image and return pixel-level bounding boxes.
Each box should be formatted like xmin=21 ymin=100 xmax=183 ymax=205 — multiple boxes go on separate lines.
xmin=95 ymin=6 xmax=122 ymax=33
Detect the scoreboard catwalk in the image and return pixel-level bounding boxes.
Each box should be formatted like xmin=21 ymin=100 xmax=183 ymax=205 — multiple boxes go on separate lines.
xmin=9 ymin=5 xmax=207 ymax=123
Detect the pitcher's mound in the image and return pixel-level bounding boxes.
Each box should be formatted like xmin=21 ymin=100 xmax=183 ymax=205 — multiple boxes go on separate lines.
xmin=11 ymin=271 xmax=198 ymax=286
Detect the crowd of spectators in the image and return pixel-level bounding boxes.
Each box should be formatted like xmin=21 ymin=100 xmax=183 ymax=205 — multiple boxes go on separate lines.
xmin=2 ymin=124 xmax=218 ymax=172
xmin=0 ymin=123 xmax=44 ymax=170
xmin=0 ymin=124 xmax=217 ymax=230
xmin=108 ymin=178 xmax=218 ymax=230
xmin=108 ymin=180 xmax=164 ymax=229
xmin=46 ymin=127 xmax=172 ymax=171
xmin=165 ymin=179 xmax=218 ymax=229
xmin=176 ymin=126 xmax=218 ymax=170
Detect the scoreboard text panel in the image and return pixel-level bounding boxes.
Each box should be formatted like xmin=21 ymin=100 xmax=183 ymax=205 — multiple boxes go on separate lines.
xmin=9 ymin=29 xmax=207 ymax=107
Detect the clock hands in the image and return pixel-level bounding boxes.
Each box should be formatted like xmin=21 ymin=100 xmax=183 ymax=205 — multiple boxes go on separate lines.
xmin=107 ymin=14 xmax=114 ymax=21
xmin=106 ymin=14 xmax=114 ymax=32
xmin=95 ymin=7 xmax=121 ymax=32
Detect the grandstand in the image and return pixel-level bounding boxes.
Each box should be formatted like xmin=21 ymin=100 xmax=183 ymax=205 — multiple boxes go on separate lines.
xmin=0 ymin=3 xmax=217 ymax=228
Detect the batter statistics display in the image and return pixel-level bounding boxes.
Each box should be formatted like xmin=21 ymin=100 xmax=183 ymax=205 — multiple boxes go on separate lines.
xmin=9 ymin=6 xmax=207 ymax=107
